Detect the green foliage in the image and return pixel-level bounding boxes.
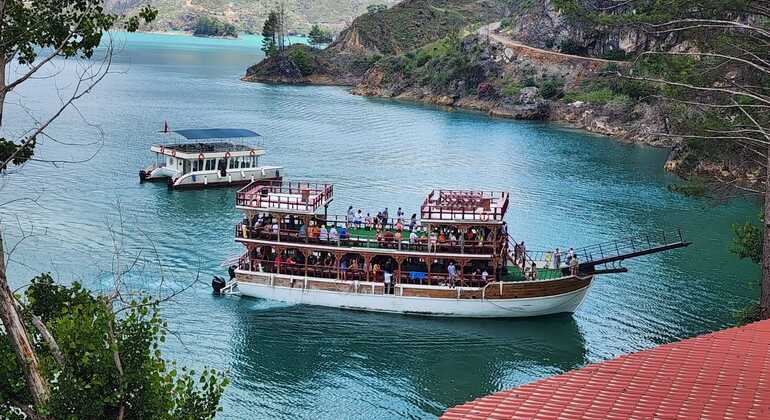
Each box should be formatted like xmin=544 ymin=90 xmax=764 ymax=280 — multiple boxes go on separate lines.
xmin=0 ymin=275 xmax=228 ymax=419
xmin=731 ymin=219 xmax=763 ymax=265
xmin=192 ymin=16 xmax=237 ymax=37
xmin=540 ymin=79 xmax=564 ymax=99
xmin=601 ymin=49 xmax=628 ymax=61
xmin=729 ymin=214 xmax=764 ymax=325
xmin=502 ymin=82 xmax=523 ymax=97
xmin=261 ymin=11 xmax=279 ymax=57
xmin=366 ymin=4 xmax=388 ymax=14
xmin=288 ymin=48 xmax=315 ymax=76
xmin=667 ymin=176 xmax=707 ymax=197
xmin=558 ymin=39 xmax=587 ymax=56
xmin=735 ymin=304 xmax=761 ymax=326
xmin=308 ymin=24 xmax=333 ymax=47
xmin=562 ymin=87 xmax=631 ymax=105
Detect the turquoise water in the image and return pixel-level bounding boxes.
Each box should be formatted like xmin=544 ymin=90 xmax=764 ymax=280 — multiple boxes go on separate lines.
xmin=1 ymin=32 xmax=760 ymax=419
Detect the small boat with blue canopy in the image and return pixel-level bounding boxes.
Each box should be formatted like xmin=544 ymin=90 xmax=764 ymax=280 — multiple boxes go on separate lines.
xmin=139 ymin=127 xmax=283 ymax=189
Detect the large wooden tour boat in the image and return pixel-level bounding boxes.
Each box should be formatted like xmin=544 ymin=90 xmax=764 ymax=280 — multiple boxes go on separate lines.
xmin=220 ymin=179 xmax=690 ymax=318
xmin=139 ymin=127 xmax=282 ymax=189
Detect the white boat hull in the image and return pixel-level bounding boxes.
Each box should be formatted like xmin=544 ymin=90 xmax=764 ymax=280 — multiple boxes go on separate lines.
xmin=234 ymin=275 xmax=592 ymax=318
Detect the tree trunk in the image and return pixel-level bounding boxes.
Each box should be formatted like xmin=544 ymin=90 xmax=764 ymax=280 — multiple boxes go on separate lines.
xmin=0 ymin=233 xmax=50 ymax=408
xmin=762 ymin=148 xmax=770 ymax=320
xmin=0 ymin=55 xmax=6 ymax=126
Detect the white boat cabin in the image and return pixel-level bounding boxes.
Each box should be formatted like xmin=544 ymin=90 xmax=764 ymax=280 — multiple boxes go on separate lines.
xmin=139 ymin=128 xmax=283 ymax=189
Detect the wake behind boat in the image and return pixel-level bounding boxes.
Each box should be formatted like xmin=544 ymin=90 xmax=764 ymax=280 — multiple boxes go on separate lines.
xmin=139 ymin=126 xmax=282 ymax=189
xmin=218 ymin=179 xmax=690 ymax=318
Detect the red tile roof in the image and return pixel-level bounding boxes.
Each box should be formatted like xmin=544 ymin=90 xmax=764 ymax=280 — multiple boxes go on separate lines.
xmin=442 ymin=320 xmax=770 ymax=420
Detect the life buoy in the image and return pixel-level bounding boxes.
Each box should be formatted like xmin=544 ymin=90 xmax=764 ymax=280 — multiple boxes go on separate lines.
xmin=249 ymin=150 xmax=256 ymax=156
xmin=480 ymin=211 xmax=491 ymax=221
xmin=198 ymin=153 xmax=205 ymax=160
xmin=224 ymin=152 xmax=231 ymax=159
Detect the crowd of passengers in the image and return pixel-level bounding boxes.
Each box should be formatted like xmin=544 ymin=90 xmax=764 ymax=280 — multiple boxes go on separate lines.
xmin=242 ymin=246 xmax=497 ymax=290
xmin=240 ymin=206 xmax=502 ymax=253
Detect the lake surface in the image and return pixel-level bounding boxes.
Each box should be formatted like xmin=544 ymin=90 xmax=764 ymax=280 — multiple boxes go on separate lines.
xmin=1 ymin=32 xmax=761 ymax=419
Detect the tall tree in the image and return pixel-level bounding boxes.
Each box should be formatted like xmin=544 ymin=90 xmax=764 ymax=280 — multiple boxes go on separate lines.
xmin=261 ymin=11 xmax=279 ymax=57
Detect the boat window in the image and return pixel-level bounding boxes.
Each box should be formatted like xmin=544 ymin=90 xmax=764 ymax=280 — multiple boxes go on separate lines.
xmin=193 ymin=159 xmax=200 ymax=172
xmin=241 ymin=157 xmax=248 ymax=168
xmin=205 ymin=159 xmax=216 ymax=171
xmin=252 ymin=156 xmax=258 ymax=167
xmin=229 ymin=157 xmax=238 ymax=169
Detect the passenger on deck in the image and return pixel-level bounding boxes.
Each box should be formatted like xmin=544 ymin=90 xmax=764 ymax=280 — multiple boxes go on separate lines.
xmin=338 ymin=224 xmax=348 ymax=240
xmin=429 ymin=231 xmax=438 ymax=252
xmin=329 ymin=225 xmax=339 ymax=243
xmin=553 ymin=248 xmax=561 ymax=269
xmin=395 ymin=230 xmax=403 ymax=249
xmin=309 ymin=224 xmax=320 ymax=240
xmin=570 ymin=255 xmax=579 ymax=276
xmin=409 ymin=213 xmax=417 ymax=231
xmin=397 ymin=207 xmax=404 ymax=222
xmin=354 ymin=209 xmax=364 ymax=228
xmin=520 ymin=241 xmax=527 ymax=266
xmin=319 ymin=225 xmax=329 ymax=241
xmin=347 ymin=206 xmax=355 ymax=224
xmin=447 ymin=262 xmax=458 ymax=288
xmin=383 ymin=270 xmax=393 ymax=294
xmin=409 ymin=230 xmax=417 ymax=245
xmin=274 ymin=254 xmax=282 ymax=273
xmin=382 ymin=208 xmax=389 ymax=223
xmin=482 ymin=269 xmax=489 ymax=283
xmin=340 ymin=259 xmax=348 ymax=280
xmin=395 ymin=219 xmax=403 ymax=231
xmin=365 ymin=213 xmax=373 ymax=230
xmin=271 ymin=222 xmax=279 ymax=235
xmin=298 ymin=223 xmax=306 ymax=239
xmin=530 ymin=261 xmax=538 ymax=280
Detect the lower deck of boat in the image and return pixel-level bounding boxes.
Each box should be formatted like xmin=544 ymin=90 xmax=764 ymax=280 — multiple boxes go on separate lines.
xmin=234 ymin=269 xmax=590 ymax=300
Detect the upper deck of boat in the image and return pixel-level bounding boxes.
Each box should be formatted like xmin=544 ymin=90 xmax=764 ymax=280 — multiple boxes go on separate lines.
xmin=150 ymin=127 xmax=266 ymax=159
xmin=421 ymin=190 xmax=509 ymax=224
xmin=236 ymin=180 xmax=334 ymax=214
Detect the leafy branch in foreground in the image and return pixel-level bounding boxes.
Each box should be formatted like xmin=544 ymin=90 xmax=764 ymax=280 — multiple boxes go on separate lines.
xmin=0 ymin=274 xmax=228 ymax=419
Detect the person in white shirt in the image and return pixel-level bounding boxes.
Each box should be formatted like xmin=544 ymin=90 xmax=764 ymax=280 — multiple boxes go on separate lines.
xmin=329 ymin=225 xmax=339 ymax=243
xmin=319 ymin=225 xmax=328 ymax=241
xmin=409 ymin=230 xmax=417 ymax=244
xmin=354 ymin=209 xmax=363 ymax=228
xmin=481 ymin=269 xmax=488 ymax=282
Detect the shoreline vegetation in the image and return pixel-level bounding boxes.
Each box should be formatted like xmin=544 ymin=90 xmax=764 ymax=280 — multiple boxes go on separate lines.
xmin=241 ymin=0 xmax=765 ymax=191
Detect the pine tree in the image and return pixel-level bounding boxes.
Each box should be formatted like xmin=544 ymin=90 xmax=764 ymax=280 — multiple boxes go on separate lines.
xmin=261 ymin=11 xmax=279 ymax=57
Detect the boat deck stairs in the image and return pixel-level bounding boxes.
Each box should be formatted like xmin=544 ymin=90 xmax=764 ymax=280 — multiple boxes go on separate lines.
xmin=508 ymin=230 xmax=691 ymax=277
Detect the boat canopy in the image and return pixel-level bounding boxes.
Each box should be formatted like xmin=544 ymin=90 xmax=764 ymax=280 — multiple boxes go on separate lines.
xmin=172 ymin=128 xmax=260 ymax=140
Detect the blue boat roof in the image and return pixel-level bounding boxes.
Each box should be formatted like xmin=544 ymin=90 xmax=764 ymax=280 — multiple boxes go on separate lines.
xmin=172 ymin=128 xmax=260 ymax=140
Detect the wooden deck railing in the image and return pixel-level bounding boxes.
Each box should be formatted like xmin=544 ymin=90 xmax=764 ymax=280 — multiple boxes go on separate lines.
xmin=235 ymin=180 xmax=333 ymax=212
xmin=236 ymin=256 xmax=494 ymax=288
xmin=235 ymin=223 xmax=504 ymax=255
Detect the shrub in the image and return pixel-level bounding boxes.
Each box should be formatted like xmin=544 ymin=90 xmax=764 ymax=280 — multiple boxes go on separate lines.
xmin=562 ymin=87 xmax=630 ymax=105
xmin=540 ymin=79 xmax=564 ymax=99
xmin=601 ymin=49 xmax=628 ymax=61
xmin=558 ymin=39 xmax=587 ymax=56
xmin=502 ymin=82 xmax=522 ymax=97
xmin=288 ymin=48 xmax=315 ymax=76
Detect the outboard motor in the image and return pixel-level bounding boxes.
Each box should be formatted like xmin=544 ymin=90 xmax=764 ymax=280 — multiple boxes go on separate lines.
xmin=211 ymin=276 xmax=227 ymax=295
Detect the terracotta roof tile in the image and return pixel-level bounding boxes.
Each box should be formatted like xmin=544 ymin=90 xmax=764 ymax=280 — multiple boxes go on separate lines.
xmin=442 ymin=320 xmax=770 ymax=420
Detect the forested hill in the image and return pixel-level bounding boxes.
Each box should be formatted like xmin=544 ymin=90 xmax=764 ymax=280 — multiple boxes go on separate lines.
xmin=105 ymin=0 xmax=400 ymax=33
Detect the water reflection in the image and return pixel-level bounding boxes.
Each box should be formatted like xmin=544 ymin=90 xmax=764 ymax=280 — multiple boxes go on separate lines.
xmin=227 ymin=303 xmax=586 ymax=418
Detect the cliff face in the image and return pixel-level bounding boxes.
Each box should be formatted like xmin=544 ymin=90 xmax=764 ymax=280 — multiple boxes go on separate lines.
xmin=352 ymin=34 xmax=674 ymax=147
xmin=502 ymin=0 xmax=682 ymax=58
